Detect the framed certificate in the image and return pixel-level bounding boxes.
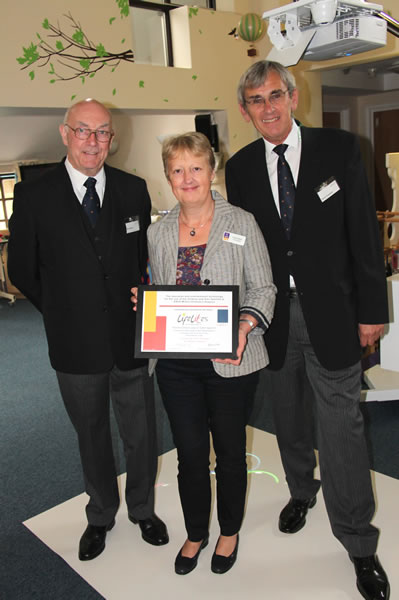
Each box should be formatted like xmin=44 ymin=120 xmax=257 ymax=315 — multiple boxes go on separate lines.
xmin=134 ymin=285 xmax=239 ymax=359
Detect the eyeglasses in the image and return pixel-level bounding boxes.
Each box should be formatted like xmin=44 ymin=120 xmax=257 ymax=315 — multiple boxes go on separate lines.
xmin=245 ymin=89 xmax=289 ymax=107
xmin=64 ymin=124 xmax=113 ymax=142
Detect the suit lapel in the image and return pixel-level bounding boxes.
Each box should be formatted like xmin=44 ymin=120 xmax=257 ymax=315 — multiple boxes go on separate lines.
xmin=250 ymin=139 xmax=287 ymax=241
xmin=290 ymin=127 xmax=321 ymax=239
xmin=202 ymin=196 xmax=233 ymax=270
xmin=160 ymin=205 xmax=180 ymax=285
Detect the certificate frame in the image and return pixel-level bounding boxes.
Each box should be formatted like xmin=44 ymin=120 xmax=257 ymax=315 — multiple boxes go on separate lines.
xmin=134 ymin=285 xmax=239 ymax=359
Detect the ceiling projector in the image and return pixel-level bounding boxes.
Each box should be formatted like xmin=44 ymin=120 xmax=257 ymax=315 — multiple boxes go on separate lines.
xmin=262 ymin=0 xmax=397 ymax=65
xmin=303 ymin=14 xmax=387 ymax=60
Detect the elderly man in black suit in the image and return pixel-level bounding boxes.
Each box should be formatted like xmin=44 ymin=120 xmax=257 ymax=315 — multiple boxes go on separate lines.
xmin=8 ymin=99 xmax=168 ymax=561
xmin=226 ymin=61 xmax=389 ymax=600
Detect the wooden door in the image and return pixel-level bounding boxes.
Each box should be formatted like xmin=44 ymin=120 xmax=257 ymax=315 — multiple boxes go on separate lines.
xmin=322 ymin=111 xmax=341 ymax=129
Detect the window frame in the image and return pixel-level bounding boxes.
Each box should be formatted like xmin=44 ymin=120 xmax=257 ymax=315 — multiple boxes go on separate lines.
xmin=129 ymin=0 xmax=215 ymax=67
xmin=0 ymin=172 xmax=17 ymax=233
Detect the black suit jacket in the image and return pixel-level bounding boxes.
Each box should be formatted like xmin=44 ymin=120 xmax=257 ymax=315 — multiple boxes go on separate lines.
xmin=8 ymin=161 xmax=150 ymax=374
xmin=226 ymin=126 xmax=388 ymax=370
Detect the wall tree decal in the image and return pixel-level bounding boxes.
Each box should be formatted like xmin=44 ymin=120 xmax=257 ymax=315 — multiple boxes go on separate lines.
xmin=16 ymin=11 xmax=134 ymax=86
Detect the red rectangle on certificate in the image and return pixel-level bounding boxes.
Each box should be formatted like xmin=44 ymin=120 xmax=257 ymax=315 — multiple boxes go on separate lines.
xmin=142 ymin=316 xmax=167 ymax=351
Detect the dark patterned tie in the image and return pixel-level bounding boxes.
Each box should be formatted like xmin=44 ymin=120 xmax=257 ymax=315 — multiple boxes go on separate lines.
xmin=83 ymin=177 xmax=100 ymax=227
xmin=273 ymin=144 xmax=296 ymax=238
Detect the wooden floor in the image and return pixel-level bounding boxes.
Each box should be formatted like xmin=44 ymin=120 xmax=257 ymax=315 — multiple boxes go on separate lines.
xmin=24 ymin=428 xmax=396 ymax=600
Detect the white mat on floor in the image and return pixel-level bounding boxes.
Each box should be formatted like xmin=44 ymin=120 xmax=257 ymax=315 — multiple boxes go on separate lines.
xmin=23 ymin=427 xmax=396 ymax=599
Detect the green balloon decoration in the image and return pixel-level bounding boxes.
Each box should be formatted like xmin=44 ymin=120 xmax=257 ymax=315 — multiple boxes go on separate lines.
xmin=237 ymin=13 xmax=265 ymax=42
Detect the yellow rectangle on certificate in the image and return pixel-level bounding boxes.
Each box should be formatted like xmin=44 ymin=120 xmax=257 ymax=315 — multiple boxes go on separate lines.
xmin=143 ymin=291 xmax=157 ymax=332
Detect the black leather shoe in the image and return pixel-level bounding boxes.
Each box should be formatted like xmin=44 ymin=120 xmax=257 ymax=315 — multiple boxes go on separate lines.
xmin=129 ymin=513 xmax=169 ymax=546
xmin=211 ymin=534 xmax=239 ymax=574
xmin=78 ymin=519 xmax=115 ymax=561
xmin=351 ymin=554 xmax=390 ymax=600
xmin=175 ymin=537 xmax=209 ymax=575
xmin=279 ymin=496 xmax=317 ymax=533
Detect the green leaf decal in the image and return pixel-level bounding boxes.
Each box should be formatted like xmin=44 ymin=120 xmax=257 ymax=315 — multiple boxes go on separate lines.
xmin=56 ymin=40 xmax=64 ymax=51
xmin=72 ymin=29 xmax=84 ymax=45
xmin=96 ymin=43 xmax=107 ymax=57
xmin=71 ymin=95 xmax=76 ymax=101
xmin=139 ymin=80 xmax=144 ymax=88
xmin=109 ymin=17 xmax=116 ymax=25
xmin=29 ymin=71 xmax=35 ymax=80
xmin=116 ymin=0 xmax=129 ymax=18
xmin=42 ymin=19 xmax=50 ymax=30
xmin=192 ymin=75 xmax=198 ymax=81
xmin=19 ymin=43 xmax=39 ymax=66
xmin=80 ymin=59 xmax=90 ymax=70
xmin=112 ymin=88 xmax=116 ymax=95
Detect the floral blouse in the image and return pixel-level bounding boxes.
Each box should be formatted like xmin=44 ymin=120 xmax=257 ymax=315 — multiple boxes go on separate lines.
xmin=176 ymin=244 xmax=206 ymax=285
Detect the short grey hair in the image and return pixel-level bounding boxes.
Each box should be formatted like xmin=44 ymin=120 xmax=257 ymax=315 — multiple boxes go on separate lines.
xmin=162 ymin=132 xmax=216 ymax=178
xmin=237 ymin=60 xmax=296 ymax=107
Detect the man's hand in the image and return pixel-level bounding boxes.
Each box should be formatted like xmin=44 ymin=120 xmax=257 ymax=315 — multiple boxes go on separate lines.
xmin=130 ymin=287 xmax=138 ymax=311
xmin=358 ymin=323 xmax=385 ymax=347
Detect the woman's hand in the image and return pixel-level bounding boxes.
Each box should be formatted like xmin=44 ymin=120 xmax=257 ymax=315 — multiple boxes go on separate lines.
xmin=212 ymin=324 xmax=249 ymax=366
xmin=130 ymin=286 xmax=138 ymax=311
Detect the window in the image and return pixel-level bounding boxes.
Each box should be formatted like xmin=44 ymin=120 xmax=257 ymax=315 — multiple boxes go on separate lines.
xmin=130 ymin=1 xmax=215 ymax=67
xmin=0 ymin=174 xmax=16 ymax=232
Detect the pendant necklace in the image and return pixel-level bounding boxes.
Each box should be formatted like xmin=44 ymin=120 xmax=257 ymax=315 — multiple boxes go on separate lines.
xmin=180 ymin=207 xmax=214 ymax=237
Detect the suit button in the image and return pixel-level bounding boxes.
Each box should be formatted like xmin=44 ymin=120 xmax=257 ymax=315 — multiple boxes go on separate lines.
xmin=287 ymin=250 xmax=294 ymax=257
xmin=94 ymin=236 xmax=101 ymax=242
xmin=104 ymin=274 xmax=109 ymax=280
xmin=203 ymin=279 xmax=210 ymax=285
xmin=103 ymin=307 xmax=108 ymax=312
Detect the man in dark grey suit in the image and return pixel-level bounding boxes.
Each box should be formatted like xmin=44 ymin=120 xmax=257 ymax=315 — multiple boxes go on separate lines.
xmin=8 ymin=99 xmax=168 ymax=561
xmin=226 ymin=61 xmax=389 ymax=600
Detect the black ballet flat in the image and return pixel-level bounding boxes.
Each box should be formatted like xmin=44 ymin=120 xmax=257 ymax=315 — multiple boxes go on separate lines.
xmin=174 ymin=537 xmax=209 ymax=575
xmin=211 ymin=534 xmax=239 ymax=574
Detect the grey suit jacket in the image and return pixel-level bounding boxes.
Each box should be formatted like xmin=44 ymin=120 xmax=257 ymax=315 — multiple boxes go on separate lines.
xmin=147 ymin=194 xmax=276 ymax=377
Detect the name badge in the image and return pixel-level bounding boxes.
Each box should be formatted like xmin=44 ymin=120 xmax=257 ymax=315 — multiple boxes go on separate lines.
xmin=316 ymin=177 xmax=340 ymax=202
xmin=223 ymin=231 xmax=246 ymax=246
xmin=125 ymin=216 xmax=140 ymax=234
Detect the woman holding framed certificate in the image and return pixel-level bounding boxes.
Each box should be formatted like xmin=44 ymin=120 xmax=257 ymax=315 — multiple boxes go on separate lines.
xmin=133 ymin=132 xmax=276 ymax=575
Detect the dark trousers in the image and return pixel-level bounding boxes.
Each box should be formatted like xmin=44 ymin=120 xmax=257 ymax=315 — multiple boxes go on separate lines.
xmin=156 ymin=359 xmax=259 ymax=541
xmin=267 ymin=296 xmax=378 ymax=556
xmin=56 ymin=365 xmax=157 ymax=526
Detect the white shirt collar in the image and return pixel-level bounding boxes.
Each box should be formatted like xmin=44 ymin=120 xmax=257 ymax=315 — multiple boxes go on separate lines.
xmin=263 ymin=119 xmax=300 ymax=160
xmin=64 ymin=157 xmax=106 ymax=204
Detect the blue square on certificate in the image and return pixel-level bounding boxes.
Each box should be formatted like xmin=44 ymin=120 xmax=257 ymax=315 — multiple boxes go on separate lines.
xmin=218 ymin=309 xmax=228 ymax=323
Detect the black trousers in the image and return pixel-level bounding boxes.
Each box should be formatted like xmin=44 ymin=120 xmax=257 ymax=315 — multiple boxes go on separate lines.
xmin=156 ymin=359 xmax=259 ymax=541
xmin=56 ymin=365 xmax=157 ymax=526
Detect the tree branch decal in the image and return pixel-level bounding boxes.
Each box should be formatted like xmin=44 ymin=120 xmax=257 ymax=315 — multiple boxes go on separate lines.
xmin=16 ymin=12 xmax=134 ymax=85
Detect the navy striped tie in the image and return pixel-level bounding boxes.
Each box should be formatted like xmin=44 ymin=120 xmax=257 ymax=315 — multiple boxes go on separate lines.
xmin=273 ymin=144 xmax=295 ymax=238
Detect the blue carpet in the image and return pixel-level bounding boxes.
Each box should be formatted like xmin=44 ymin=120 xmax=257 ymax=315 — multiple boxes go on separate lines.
xmin=1 ymin=298 xmax=398 ymax=599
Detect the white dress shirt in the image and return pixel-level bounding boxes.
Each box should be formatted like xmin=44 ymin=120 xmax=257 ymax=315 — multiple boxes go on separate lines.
xmin=263 ymin=118 xmax=301 ymax=215
xmin=65 ymin=158 xmax=106 ymax=206
xmin=263 ymin=119 xmax=301 ymax=288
